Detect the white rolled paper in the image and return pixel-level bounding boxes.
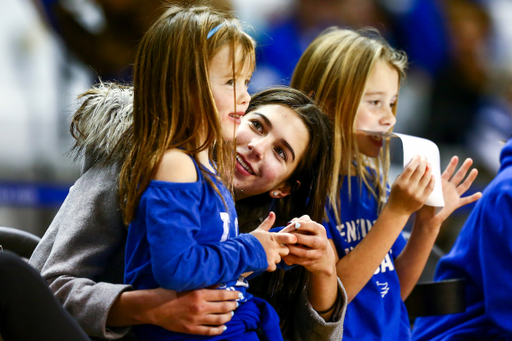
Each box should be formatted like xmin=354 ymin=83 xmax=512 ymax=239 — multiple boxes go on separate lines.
xmin=358 ymin=130 xmax=444 ymax=207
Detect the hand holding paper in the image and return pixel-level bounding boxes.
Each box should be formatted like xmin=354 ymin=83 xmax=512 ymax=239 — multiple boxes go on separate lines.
xmin=358 ymin=130 xmax=445 ymax=207
xmin=358 ymin=129 xmax=481 ymax=215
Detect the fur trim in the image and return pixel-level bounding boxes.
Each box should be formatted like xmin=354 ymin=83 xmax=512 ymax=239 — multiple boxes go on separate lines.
xmin=70 ymin=82 xmax=134 ymax=164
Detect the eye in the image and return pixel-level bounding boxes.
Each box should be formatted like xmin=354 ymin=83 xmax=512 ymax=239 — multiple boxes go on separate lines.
xmin=250 ymin=120 xmax=263 ymax=132
xmin=274 ymin=147 xmax=287 ymax=161
xmin=245 ymin=78 xmax=251 ymax=87
xmin=390 ymin=102 xmax=397 ymax=109
xmin=370 ymin=100 xmax=380 ymax=106
xmin=226 ymin=79 xmax=234 ymax=86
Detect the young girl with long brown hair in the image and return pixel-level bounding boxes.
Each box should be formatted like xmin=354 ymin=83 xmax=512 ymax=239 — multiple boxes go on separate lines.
xmin=291 ymin=28 xmax=482 ymax=340
xmin=119 ymin=4 xmax=338 ymax=341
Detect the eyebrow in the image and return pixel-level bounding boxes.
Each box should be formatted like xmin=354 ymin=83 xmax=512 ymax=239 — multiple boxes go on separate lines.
xmin=364 ymin=91 xmax=385 ymax=96
xmin=252 ymin=112 xmax=296 ymax=162
xmin=364 ymin=91 xmax=397 ymax=99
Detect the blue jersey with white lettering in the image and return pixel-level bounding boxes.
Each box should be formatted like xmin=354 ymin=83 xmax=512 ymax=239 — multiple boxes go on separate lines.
xmin=324 ymin=175 xmax=410 ymax=341
xmin=125 ymin=156 xmax=279 ymax=341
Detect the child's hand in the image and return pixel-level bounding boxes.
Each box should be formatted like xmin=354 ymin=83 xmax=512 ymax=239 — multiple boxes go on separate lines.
xmin=281 ymin=215 xmax=336 ymax=277
xmin=250 ymin=212 xmax=297 ymax=272
xmin=387 ymin=156 xmax=435 ymax=216
xmin=415 ymin=156 xmax=482 ymax=228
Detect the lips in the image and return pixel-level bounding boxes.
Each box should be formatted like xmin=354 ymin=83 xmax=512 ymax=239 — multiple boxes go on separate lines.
xmin=235 ymin=154 xmax=254 ymax=175
xmin=229 ymin=112 xmax=244 ymax=125
xmin=369 ymin=134 xmax=383 ymax=147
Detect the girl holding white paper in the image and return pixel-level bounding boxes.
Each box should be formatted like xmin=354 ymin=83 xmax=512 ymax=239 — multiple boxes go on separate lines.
xmin=291 ymin=28 xmax=482 ymax=340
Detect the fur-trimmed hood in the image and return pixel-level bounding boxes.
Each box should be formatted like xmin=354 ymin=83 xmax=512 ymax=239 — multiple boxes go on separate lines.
xmin=70 ymin=82 xmax=134 ymax=172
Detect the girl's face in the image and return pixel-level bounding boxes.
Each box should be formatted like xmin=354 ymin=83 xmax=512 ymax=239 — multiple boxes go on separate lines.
xmin=209 ymin=45 xmax=253 ymax=141
xmin=234 ymin=104 xmax=309 ymax=200
xmin=354 ymin=60 xmax=398 ymax=158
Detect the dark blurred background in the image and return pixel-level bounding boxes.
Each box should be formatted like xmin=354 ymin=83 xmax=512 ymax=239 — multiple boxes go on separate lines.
xmin=1 ymin=0 xmax=511 ymax=273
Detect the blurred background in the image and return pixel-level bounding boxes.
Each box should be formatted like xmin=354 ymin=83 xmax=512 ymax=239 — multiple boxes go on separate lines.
xmin=1 ymin=0 xmax=511 ymax=274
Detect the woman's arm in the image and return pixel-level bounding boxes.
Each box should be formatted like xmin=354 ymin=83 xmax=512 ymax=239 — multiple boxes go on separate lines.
xmin=30 ymin=161 xmax=133 ymax=338
xmin=108 ymin=288 xmax=240 ymax=335
xmin=395 ymin=156 xmax=481 ymax=299
xmin=282 ymin=217 xmax=338 ymax=320
xmin=31 ymin=160 xmax=240 ymax=337
xmin=281 ymin=217 xmax=347 ymax=341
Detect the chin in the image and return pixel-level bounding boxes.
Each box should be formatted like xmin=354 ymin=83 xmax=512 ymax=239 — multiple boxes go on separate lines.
xmin=222 ymin=127 xmax=237 ymax=141
xmin=360 ymin=148 xmax=381 ymax=158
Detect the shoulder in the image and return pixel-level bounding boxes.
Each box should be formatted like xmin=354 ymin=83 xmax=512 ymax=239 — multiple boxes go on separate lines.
xmin=154 ymin=149 xmax=198 ymax=183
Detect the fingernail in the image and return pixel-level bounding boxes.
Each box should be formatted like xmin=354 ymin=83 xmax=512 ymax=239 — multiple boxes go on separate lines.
xmin=231 ymin=311 xmax=234 ymax=316
xmin=295 ymin=222 xmax=301 ymax=229
xmin=236 ymin=301 xmax=240 ymax=308
xmin=238 ymin=292 xmax=243 ymax=300
xmin=223 ymin=326 xmax=227 ymax=331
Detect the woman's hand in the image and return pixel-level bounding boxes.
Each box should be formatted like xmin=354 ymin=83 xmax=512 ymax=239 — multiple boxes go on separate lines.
xmin=387 ymin=155 xmax=435 ymax=216
xmin=281 ymin=215 xmax=335 ymax=277
xmin=250 ymin=212 xmax=297 ymax=271
xmin=108 ymin=287 xmax=240 ymax=335
xmin=280 ymin=215 xmax=339 ymax=320
xmin=415 ymin=156 xmax=482 ymax=229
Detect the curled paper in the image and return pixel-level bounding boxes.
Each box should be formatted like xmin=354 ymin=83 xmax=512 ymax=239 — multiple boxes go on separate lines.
xmin=358 ymin=130 xmax=445 ymax=207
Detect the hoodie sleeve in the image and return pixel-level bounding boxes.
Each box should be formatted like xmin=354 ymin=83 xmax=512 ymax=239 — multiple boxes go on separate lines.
xmin=479 ymin=186 xmax=512 ymax=334
xmin=29 ymin=160 xmax=132 ymax=339
xmin=293 ymin=277 xmax=347 ymax=341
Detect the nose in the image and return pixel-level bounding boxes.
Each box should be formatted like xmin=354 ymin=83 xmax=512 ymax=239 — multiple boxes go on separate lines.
xmin=237 ymin=84 xmax=250 ymax=111
xmin=380 ymin=107 xmax=396 ymax=128
xmin=247 ymin=137 xmax=270 ymax=160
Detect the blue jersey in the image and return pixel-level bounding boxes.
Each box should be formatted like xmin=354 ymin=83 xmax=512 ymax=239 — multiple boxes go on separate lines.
xmin=125 ymin=156 xmax=281 ymax=341
xmin=324 ymin=175 xmax=410 ymax=341
xmin=412 ymin=138 xmax=512 ymax=341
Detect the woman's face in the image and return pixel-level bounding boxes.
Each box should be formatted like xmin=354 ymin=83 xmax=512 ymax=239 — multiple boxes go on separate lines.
xmin=209 ymin=45 xmax=253 ymax=141
xmin=234 ymin=104 xmax=309 ymax=200
xmin=354 ymin=60 xmax=398 ymax=158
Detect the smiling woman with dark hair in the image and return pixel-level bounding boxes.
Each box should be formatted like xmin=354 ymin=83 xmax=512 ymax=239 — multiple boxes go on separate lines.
xmin=30 ymin=82 xmax=346 ymax=341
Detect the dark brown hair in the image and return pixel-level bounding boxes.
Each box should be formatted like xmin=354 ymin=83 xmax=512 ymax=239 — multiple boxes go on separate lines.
xmin=237 ymin=87 xmax=334 ymax=337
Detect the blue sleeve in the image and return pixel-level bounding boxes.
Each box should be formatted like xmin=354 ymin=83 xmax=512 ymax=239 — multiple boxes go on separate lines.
xmin=269 ymin=226 xmax=296 ymax=271
xmin=145 ymin=186 xmax=268 ymax=292
xmin=479 ymin=189 xmax=512 ymax=332
xmin=269 ymin=226 xmax=284 ymax=233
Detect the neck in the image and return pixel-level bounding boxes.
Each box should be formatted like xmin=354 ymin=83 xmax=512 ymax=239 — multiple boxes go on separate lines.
xmin=198 ymin=148 xmax=214 ymax=172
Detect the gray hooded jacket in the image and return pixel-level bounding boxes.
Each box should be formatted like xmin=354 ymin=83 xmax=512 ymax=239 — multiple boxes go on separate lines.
xmin=29 ymin=83 xmax=346 ymax=340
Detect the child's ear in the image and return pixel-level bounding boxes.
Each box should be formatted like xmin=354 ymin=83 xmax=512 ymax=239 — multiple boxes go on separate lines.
xmin=269 ymin=181 xmax=301 ymax=199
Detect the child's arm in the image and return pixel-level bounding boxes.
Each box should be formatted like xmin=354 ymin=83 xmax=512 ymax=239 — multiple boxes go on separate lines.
xmin=333 ymin=156 xmax=434 ymax=303
xmin=147 ymin=150 xmax=295 ymax=292
xmin=395 ymin=156 xmax=481 ymax=299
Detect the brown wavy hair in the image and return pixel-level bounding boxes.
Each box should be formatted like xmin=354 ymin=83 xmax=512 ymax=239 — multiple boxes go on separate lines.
xmin=119 ymin=3 xmax=255 ymax=224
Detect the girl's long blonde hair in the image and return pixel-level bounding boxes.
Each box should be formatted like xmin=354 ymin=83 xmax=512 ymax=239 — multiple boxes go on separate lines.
xmin=120 ymin=4 xmax=255 ymax=225
xmin=291 ymin=28 xmax=407 ymax=217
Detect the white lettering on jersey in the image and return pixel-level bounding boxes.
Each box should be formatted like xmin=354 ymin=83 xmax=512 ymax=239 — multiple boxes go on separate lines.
xmin=381 ymin=253 xmax=395 ymax=273
xmin=338 ymin=219 xmax=375 ymax=243
xmin=347 ymin=220 xmax=357 ymax=242
xmin=219 ymin=212 xmax=230 ymax=242
xmin=377 ymin=281 xmax=390 ymax=297
xmin=373 ymin=253 xmax=395 ymax=275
